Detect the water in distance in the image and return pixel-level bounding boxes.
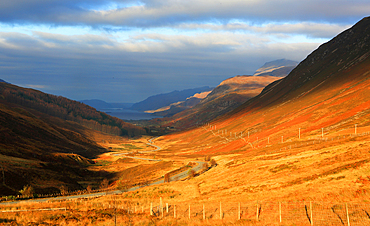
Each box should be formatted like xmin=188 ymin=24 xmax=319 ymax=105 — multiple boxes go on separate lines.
xmin=100 ymin=108 xmax=162 ymax=120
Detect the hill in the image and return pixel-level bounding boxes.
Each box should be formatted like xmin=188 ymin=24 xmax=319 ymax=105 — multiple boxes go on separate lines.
xmin=153 ymin=17 xmax=370 ymax=203
xmin=150 ymin=75 xmax=281 ymax=131
xmin=130 ymin=86 xmax=213 ymax=111
xmin=0 ymin=83 xmax=146 ymax=195
xmin=253 ymin=59 xmax=298 ymax=77
xmin=80 ymin=99 xmax=113 ymax=109
xmin=148 ymin=90 xmax=212 ymax=117
xmin=0 ymin=83 xmax=145 ymax=137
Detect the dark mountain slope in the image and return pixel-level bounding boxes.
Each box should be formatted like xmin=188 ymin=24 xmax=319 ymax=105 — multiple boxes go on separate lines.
xmin=170 ymin=16 xmax=370 ymax=155
xmin=0 ymin=83 xmax=146 ymax=196
xmin=237 ymin=16 xmax=370 ymax=114
xmin=0 ymin=83 xmax=146 ymax=137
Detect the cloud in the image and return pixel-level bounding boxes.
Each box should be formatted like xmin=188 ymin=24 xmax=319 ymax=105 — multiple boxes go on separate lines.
xmin=0 ymin=29 xmax=321 ymax=102
xmin=0 ymin=0 xmax=367 ymax=102
xmin=0 ymin=0 xmax=368 ymax=28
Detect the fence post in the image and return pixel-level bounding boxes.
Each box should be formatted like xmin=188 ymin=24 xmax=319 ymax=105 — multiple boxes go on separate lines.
xmin=279 ymin=202 xmax=282 ymax=223
xmin=174 ymin=205 xmax=176 ymax=218
xmin=166 ymin=203 xmax=168 ymax=213
xmin=256 ymin=202 xmax=259 ymax=221
xmin=220 ymin=201 xmax=222 ymax=219
xmin=189 ymin=204 xmax=191 ymax=219
xmin=238 ymin=202 xmax=241 ymax=220
xmin=310 ymin=201 xmax=313 ymax=226
xmin=203 ymin=204 xmax=205 ymax=220
xmin=150 ymin=202 xmax=153 ymax=216
xmin=346 ymin=203 xmax=350 ymax=226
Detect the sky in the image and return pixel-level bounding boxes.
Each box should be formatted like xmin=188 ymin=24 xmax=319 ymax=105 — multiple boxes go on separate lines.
xmin=0 ymin=1 xmax=368 ymax=103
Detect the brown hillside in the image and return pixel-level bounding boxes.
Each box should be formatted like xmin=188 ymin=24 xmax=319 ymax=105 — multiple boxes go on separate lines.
xmin=0 ymin=83 xmax=147 ymax=196
xmin=155 ymin=75 xmax=281 ymax=130
xmin=151 ymin=17 xmax=370 ymax=203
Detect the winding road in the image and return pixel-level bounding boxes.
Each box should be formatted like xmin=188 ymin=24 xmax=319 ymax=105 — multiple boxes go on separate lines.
xmin=0 ymin=137 xmax=205 ymax=205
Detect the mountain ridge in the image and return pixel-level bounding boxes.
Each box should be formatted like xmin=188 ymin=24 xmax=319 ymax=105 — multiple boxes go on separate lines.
xmin=253 ymin=59 xmax=298 ymax=77
xmin=130 ymin=86 xmax=213 ymax=111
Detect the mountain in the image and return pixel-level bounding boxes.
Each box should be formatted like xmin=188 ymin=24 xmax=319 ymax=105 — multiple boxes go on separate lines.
xmin=0 ymin=79 xmax=9 ymax=84
xmin=152 ymin=75 xmax=281 ymax=130
xmin=80 ymin=100 xmax=134 ymax=110
xmin=148 ymin=90 xmax=212 ymax=117
xmin=206 ymin=16 xmax=370 ymax=151
xmin=1 ymin=83 xmax=145 ymax=137
xmin=130 ymin=86 xmax=213 ymax=111
xmin=158 ymin=16 xmax=370 ymax=203
xmin=0 ymin=83 xmax=146 ymax=195
xmin=253 ymin=59 xmax=298 ymax=77
xmin=80 ymin=99 xmax=113 ymax=109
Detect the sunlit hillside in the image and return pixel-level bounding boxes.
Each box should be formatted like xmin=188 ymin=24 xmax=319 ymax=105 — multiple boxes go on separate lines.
xmin=153 ymin=16 xmax=370 ymax=204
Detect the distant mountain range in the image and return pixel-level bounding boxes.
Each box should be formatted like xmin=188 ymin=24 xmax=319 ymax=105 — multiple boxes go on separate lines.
xmin=0 ymin=79 xmax=9 ymax=84
xmin=130 ymin=86 xmax=213 ymax=111
xmin=80 ymin=99 xmax=133 ymax=110
xmin=152 ymin=75 xmax=282 ymax=130
xmin=253 ymin=59 xmax=298 ymax=77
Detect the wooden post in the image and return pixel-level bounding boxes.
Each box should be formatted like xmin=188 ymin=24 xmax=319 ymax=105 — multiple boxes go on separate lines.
xmin=256 ymin=202 xmax=259 ymax=221
xmin=150 ymin=202 xmax=153 ymax=216
xmin=189 ymin=204 xmax=191 ymax=219
xmin=160 ymin=197 xmax=163 ymax=218
xmin=220 ymin=201 xmax=222 ymax=219
xmin=279 ymin=202 xmax=282 ymax=223
xmin=355 ymin=124 xmax=357 ymax=135
xmin=346 ymin=203 xmax=350 ymax=226
xmin=174 ymin=205 xmax=176 ymax=218
xmin=310 ymin=201 xmax=313 ymax=225
xmin=322 ymin=128 xmax=324 ymax=138
xmin=299 ymin=128 xmax=301 ymax=139
xmin=238 ymin=202 xmax=241 ymax=220
xmin=203 ymin=204 xmax=205 ymax=220
xmin=166 ymin=203 xmax=168 ymax=213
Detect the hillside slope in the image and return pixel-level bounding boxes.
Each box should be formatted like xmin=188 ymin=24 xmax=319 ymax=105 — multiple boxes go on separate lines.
xmin=253 ymin=59 xmax=298 ymax=77
xmin=155 ymin=17 xmax=370 ymax=202
xmin=0 ymin=83 xmax=146 ymax=195
xmin=155 ymin=75 xmax=281 ymax=130
xmin=130 ymin=86 xmax=213 ymax=111
xmin=0 ymin=83 xmax=145 ymax=137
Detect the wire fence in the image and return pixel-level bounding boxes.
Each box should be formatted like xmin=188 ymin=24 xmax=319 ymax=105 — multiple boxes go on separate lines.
xmin=148 ymin=200 xmax=370 ymax=225
xmin=2 ymin=197 xmax=370 ymax=225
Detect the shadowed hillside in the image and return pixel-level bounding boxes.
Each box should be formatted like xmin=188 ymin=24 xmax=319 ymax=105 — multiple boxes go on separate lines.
xmin=0 ymin=83 xmax=146 ymax=195
xmin=0 ymin=83 xmax=146 ymax=137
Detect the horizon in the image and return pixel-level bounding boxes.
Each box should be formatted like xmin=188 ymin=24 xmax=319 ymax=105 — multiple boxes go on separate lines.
xmin=0 ymin=1 xmax=368 ymax=102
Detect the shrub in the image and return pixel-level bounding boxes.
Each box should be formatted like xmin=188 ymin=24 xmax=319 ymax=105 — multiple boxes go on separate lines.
xmin=20 ymin=185 xmax=34 ymax=197
xmin=188 ymin=169 xmax=195 ymax=178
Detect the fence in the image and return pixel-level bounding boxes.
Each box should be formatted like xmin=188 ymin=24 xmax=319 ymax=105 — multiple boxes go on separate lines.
xmin=2 ymin=197 xmax=370 ymax=225
xmin=148 ymin=200 xmax=370 ymax=225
